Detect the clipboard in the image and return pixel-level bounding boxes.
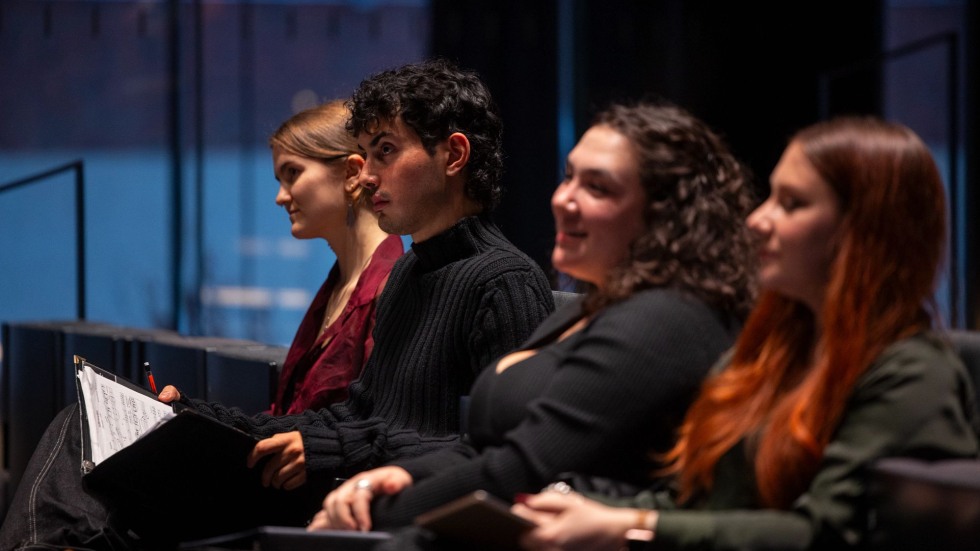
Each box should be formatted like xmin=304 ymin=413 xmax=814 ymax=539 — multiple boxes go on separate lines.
xmin=414 ymin=490 xmax=535 ymax=550
xmin=73 ymin=357 xmax=309 ymax=543
xmin=74 ymin=356 xmax=175 ymax=470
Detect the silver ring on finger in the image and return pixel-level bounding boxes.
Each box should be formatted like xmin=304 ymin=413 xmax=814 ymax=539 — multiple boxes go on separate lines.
xmin=355 ymin=478 xmax=373 ymax=493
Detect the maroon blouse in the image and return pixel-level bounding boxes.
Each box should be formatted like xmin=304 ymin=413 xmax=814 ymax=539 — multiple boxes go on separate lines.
xmin=272 ymin=234 xmax=403 ymax=414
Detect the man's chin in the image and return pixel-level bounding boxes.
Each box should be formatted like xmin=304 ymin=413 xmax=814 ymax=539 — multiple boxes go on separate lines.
xmin=378 ymin=216 xmax=408 ymax=236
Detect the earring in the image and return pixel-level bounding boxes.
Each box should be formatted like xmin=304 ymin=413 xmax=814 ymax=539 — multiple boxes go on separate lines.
xmin=346 ymin=198 xmax=355 ymax=228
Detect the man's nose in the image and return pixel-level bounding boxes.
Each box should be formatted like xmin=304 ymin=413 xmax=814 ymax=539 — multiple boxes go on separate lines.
xmin=358 ymin=172 xmax=379 ymax=193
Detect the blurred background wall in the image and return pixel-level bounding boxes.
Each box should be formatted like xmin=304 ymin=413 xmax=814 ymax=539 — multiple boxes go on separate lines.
xmin=1 ymin=0 xmax=976 ymax=351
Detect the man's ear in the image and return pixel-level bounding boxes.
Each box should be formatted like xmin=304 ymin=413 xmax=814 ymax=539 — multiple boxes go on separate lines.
xmin=446 ymin=132 xmax=470 ymax=176
xmin=344 ymin=154 xmax=365 ymax=193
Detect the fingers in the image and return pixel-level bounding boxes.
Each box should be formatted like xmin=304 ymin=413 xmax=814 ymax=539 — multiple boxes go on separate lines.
xmin=350 ymin=479 xmax=375 ymax=531
xmin=323 ymin=477 xmax=371 ymax=531
xmin=511 ymin=503 xmax=546 ymax=525
xmin=280 ymin=468 xmax=307 ymax=490
xmin=259 ymin=459 xmax=282 ymax=488
xmin=259 ymin=451 xmax=307 ymax=489
xmin=307 ymin=509 xmax=330 ymax=531
xmin=522 ymin=491 xmax=579 ymax=513
xmin=249 ymin=432 xmax=307 ymax=489
xmin=323 ymin=488 xmax=356 ymax=530
xmin=379 ymin=468 xmax=413 ymax=493
xmin=264 ymin=458 xmax=306 ymax=490
xmin=247 ymin=437 xmax=277 ymax=469
xmin=316 ymin=468 xmax=414 ymax=532
xmin=158 ymin=385 xmax=179 ymax=402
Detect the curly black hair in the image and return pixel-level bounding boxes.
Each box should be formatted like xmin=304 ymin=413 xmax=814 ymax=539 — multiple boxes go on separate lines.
xmin=346 ymin=58 xmax=504 ymax=212
xmin=584 ymin=101 xmax=758 ymax=320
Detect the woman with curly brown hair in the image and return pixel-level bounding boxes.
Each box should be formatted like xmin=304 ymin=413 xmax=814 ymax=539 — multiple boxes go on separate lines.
xmin=512 ymin=116 xmax=979 ymax=551
xmin=307 ymin=101 xmax=757 ymax=536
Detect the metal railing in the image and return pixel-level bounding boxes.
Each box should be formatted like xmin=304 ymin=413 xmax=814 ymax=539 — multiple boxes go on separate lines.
xmin=0 ymin=160 xmax=86 ymax=319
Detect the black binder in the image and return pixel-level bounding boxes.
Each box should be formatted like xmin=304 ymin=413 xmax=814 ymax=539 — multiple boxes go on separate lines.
xmin=74 ymin=358 xmax=311 ymax=544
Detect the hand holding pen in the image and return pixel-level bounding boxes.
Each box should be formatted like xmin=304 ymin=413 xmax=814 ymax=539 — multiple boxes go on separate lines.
xmin=157 ymin=385 xmax=180 ymax=403
xmin=143 ymin=361 xmax=181 ymax=403
xmin=142 ymin=362 xmax=158 ymax=394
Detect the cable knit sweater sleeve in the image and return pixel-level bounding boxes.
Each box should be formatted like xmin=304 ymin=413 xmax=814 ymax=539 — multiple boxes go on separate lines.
xmin=366 ymin=289 xmax=737 ymax=528
xmin=298 ymin=265 xmax=554 ymax=476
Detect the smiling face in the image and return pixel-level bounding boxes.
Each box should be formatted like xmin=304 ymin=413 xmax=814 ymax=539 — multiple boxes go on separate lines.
xmin=551 ymin=125 xmax=647 ymax=288
xmin=355 ymin=116 xmax=464 ymax=242
xmin=747 ymin=141 xmax=842 ymax=312
xmin=273 ymin=148 xmax=350 ymax=241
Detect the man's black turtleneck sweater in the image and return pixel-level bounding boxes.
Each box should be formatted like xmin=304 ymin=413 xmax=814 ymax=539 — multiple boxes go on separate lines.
xmin=192 ymin=216 xmax=554 ymax=477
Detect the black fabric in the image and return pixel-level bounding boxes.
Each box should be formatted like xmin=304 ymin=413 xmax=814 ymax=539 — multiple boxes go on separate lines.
xmin=370 ymin=289 xmax=740 ymax=528
xmin=189 ymin=216 xmax=555 ymax=485
xmin=0 ymin=406 xmax=142 ymax=551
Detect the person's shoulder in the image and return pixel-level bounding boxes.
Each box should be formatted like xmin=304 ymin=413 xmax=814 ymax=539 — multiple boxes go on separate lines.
xmin=875 ymin=331 xmax=960 ymax=367
xmin=602 ymin=288 xmax=741 ymax=345
xmin=609 ymin=287 xmax=729 ymax=324
xmin=861 ymin=331 xmax=969 ymax=390
xmin=592 ymin=287 xmax=738 ymax=345
xmin=464 ymin=233 xmax=548 ymax=280
xmin=854 ymin=331 xmax=979 ymax=443
xmin=473 ymin=243 xmax=543 ymax=271
xmin=621 ymin=287 xmax=703 ymax=306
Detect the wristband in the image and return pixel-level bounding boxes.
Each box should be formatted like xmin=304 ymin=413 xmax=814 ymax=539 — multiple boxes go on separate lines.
xmin=624 ymin=509 xmax=655 ymax=550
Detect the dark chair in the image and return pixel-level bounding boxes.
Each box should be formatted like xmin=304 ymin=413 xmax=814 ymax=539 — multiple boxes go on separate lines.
xmin=867 ymin=330 xmax=980 ymax=550
xmin=869 ymin=457 xmax=980 ymax=550
xmin=206 ymin=345 xmax=288 ymax=415
xmin=552 ymin=290 xmax=582 ymax=311
xmin=139 ymin=334 xmax=269 ymax=400
xmin=949 ymin=329 xmax=980 ymax=411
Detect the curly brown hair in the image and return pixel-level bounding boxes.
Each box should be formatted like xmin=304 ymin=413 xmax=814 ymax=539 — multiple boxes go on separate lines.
xmin=583 ymin=101 xmax=757 ymax=320
xmin=346 ymin=59 xmax=504 ymax=212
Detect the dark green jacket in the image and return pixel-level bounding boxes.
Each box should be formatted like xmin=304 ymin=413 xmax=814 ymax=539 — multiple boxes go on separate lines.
xmin=620 ymin=333 xmax=980 ymax=551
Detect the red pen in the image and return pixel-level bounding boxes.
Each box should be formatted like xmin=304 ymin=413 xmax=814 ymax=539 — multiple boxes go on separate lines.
xmin=143 ymin=362 xmax=159 ymax=394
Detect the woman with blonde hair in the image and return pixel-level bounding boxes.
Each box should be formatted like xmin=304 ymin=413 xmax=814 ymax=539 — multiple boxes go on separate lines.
xmin=266 ymin=99 xmax=402 ymax=414
xmin=0 ymin=100 xmax=403 ymax=549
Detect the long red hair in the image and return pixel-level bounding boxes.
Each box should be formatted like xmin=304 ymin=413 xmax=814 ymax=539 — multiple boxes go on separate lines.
xmin=665 ymin=117 xmax=947 ymax=508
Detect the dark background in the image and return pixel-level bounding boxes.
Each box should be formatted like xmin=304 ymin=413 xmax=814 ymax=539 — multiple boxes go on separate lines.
xmin=433 ymin=0 xmax=977 ymax=326
xmin=1 ymin=0 xmax=976 ymax=339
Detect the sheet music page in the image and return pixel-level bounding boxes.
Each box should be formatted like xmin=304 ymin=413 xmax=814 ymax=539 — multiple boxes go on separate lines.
xmin=77 ymin=364 xmax=175 ymax=465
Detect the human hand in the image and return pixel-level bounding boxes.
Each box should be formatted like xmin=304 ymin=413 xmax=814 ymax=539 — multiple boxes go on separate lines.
xmin=512 ymin=491 xmax=654 ymax=551
xmin=307 ymin=466 xmax=413 ymax=532
xmin=157 ymin=385 xmax=180 ymax=403
xmin=247 ymin=431 xmax=307 ymax=490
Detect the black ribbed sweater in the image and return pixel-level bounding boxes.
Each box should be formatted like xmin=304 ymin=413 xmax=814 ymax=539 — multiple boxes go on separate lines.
xmin=189 ymin=216 xmax=554 ymax=480
xmin=369 ymin=288 xmax=741 ymax=529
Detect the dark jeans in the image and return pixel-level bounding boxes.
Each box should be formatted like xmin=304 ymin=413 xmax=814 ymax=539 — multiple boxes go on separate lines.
xmin=0 ymin=404 xmax=139 ymax=551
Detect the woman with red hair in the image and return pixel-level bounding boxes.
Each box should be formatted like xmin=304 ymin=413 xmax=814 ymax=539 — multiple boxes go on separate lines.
xmin=513 ymin=116 xmax=979 ymax=550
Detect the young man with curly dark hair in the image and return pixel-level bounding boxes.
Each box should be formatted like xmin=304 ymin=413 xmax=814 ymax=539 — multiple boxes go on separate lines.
xmin=0 ymin=59 xmax=554 ymax=550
